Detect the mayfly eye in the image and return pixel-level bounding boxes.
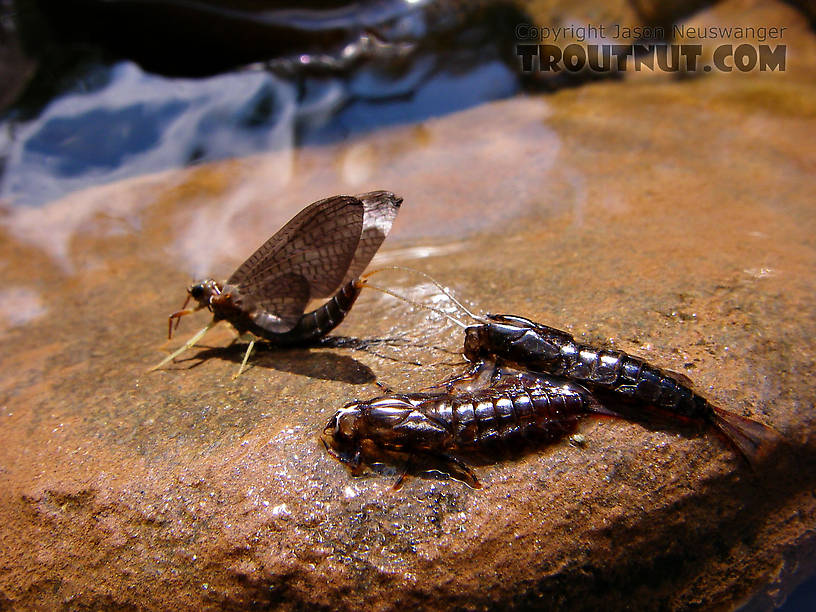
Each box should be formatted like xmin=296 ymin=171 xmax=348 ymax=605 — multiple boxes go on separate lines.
xmin=324 ymin=414 xmax=338 ymax=434
xmin=334 ymin=418 xmax=342 ymax=435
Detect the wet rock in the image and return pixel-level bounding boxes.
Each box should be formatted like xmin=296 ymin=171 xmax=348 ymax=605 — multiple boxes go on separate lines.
xmin=673 ymin=0 xmax=816 ymax=77
xmin=516 ymin=0 xmax=644 ymax=90
xmin=521 ymin=0 xmax=642 ymax=36
xmin=788 ymin=0 xmax=816 ymax=24
xmin=630 ymin=0 xmax=713 ymax=30
xmin=1 ymin=9 xmax=816 ymax=611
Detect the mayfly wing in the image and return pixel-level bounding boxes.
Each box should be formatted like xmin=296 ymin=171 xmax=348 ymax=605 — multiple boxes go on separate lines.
xmin=226 ymin=195 xmax=365 ymax=329
xmin=247 ymin=273 xmax=311 ymax=332
xmin=339 ymin=190 xmax=403 ymax=287
xmin=228 ymin=195 xmax=364 ymax=294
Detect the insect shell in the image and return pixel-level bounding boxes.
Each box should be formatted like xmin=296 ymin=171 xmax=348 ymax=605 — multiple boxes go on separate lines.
xmin=323 ymin=372 xmax=604 ymax=488
xmin=462 ymin=314 xmax=778 ymax=464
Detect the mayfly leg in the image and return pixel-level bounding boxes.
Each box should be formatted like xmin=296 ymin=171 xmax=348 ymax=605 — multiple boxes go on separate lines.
xmin=148 ymin=321 xmax=216 ymax=372
xmin=424 ymin=359 xmax=498 ymax=393
xmin=168 ymin=307 xmax=198 ymax=339
xmin=234 ymin=339 xmax=256 ymax=379
xmin=168 ymin=293 xmax=194 ymax=339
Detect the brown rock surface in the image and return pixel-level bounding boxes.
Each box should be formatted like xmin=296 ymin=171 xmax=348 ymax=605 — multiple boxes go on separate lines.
xmin=674 ymin=0 xmax=816 ymax=76
xmin=1 ymin=8 xmax=816 ymax=612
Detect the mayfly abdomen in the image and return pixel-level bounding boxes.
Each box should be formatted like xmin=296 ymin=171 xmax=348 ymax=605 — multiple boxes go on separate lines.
xmin=322 ymin=370 xmax=603 ymax=486
xmin=587 ymin=350 xmax=625 ymax=385
xmin=268 ymin=279 xmax=363 ymax=346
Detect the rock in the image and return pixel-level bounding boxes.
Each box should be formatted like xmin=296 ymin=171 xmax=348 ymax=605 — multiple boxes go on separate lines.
xmin=788 ymin=0 xmax=816 ymax=24
xmin=516 ymin=0 xmax=645 ymax=89
xmin=673 ymin=0 xmax=816 ymax=77
xmin=630 ymin=0 xmax=713 ymax=29
xmin=1 ymin=5 xmax=815 ymax=611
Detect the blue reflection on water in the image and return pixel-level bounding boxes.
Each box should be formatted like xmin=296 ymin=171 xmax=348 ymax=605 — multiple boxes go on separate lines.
xmin=25 ymin=102 xmax=188 ymax=176
xmin=778 ymin=572 xmax=816 ymax=611
xmin=306 ymin=59 xmax=517 ymax=143
xmin=0 ymin=62 xmax=304 ymax=206
xmin=0 ymin=48 xmax=518 ymax=206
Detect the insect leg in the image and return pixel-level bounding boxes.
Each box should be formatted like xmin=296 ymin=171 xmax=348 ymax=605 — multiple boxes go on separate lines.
xmin=233 ymin=340 xmax=256 ymax=379
xmin=426 ymin=359 xmax=498 ymax=393
xmin=168 ymin=293 xmax=193 ymax=339
xmin=149 ymin=321 xmax=216 ymax=372
xmin=167 ymin=308 xmax=198 ymax=339
xmin=393 ymin=455 xmax=415 ymax=490
xmin=375 ymin=380 xmax=397 ymax=394
xmin=348 ymin=449 xmax=365 ymax=476
xmin=392 ymin=453 xmax=481 ymax=489
xmin=438 ymin=454 xmax=481 ymax=489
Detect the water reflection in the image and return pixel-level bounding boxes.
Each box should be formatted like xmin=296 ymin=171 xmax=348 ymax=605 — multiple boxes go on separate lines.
xmin=1 ymin=96 xmax=560 ymax=275
xmin=0 ymin=286 xmax=47 ymax=329
xmin=1 ymin=0 xmax=527 ymax=206
xmin=1 ymin=64 xmax=298 ymax=206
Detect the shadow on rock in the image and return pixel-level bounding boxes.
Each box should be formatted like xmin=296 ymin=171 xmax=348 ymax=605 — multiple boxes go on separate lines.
xmin=184 ymin=343 xmax=377 ymax=385
xmin=506 ymin=438 xmax=816 ymax=611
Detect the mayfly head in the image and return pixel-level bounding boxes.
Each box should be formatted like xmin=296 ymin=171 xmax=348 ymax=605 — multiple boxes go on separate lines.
xmin=188 ymin=279 xmax=222 ymax=311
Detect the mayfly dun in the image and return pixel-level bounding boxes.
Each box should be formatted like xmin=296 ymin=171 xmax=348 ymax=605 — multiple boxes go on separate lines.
xmin=149 ymin=190 xmax=403 ymax=377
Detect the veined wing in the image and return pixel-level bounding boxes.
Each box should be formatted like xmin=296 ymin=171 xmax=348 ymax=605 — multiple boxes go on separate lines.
xmin=340 ymin=190 xmax=403 ymax=287
xmin=226 ymin=195 xmax=364 ymax=332
xmin=228 ymin=194 xmax=364 ymax=295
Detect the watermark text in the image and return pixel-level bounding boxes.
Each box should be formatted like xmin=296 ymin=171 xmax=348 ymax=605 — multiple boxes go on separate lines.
xmin=516 ymin=43 xmax=786 ymax=73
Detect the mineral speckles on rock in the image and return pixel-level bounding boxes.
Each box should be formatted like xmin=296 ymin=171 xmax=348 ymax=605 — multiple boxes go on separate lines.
xmin=1 ymin=4 xmax=816 ymax=609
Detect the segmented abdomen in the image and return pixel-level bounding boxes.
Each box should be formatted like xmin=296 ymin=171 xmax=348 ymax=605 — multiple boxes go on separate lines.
xmin=421 ymin=385 xmax=591 ymax=451
xmin=557 ymin=340 xmax=711 ymax=420
xmin=558 ymin=342 xmax=626 ymax=385
xmin=613 ymin=355 xmax=710 ymax=419
xmin=266 ymin=279 xmax=362 ymax=346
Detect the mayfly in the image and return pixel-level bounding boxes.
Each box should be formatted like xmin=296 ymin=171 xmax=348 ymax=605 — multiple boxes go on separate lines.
xmin=351 ymin=271 xmax=780 ymax=466
xmin=323 ymin=368 xmax=609 ymax=488
xmin=458 ymin=314 xmax=779 ymax=464
xmin=149 ymin=190 xmax=402 ymax=376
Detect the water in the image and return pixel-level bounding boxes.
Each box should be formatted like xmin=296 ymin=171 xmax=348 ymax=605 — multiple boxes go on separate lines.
xmin=0 ymin=0 xmax=526 ymax=206
xmin=778 ymin=573 xmax=816 ymax=612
